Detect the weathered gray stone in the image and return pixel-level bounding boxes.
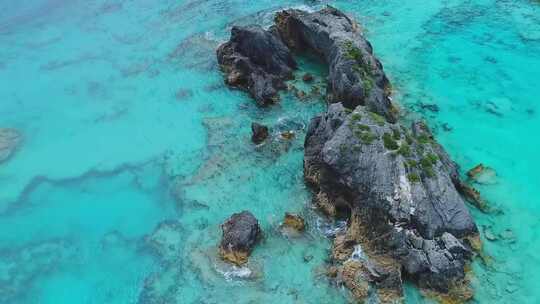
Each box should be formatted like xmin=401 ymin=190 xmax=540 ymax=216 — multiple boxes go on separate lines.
xmin=304 ymin=103 xmax=478 ymax=294
xmin=275 ymin=7 xmax=397 ymax=122
xmin=219 ymin=211 xmax=261 ymax=265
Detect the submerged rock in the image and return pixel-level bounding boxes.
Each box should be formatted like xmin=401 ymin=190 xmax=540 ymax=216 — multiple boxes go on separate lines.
xmin=251 ymin=122 xmax=269 ymax=144
xmin=280 ymin=130 xmax=295 ymax=140
xmin=219 ymin=211 xmax=261 ymax=265
xmin=145 ymin=220 xmax=184 ymax=261
xmin=304 ymin=103 xmax=478 ymax=300
xmin=274 ymin=7 xmax=398 ymax=122
xmin=217 ymin=25 xmax=297 ymax=106
xmin=0 ymin=239 xmax=75 ymax=302
xmin=467 ymin=163 xmax=497 ymax=185
xmin=282 ymin=212 xmax=306 ymax=232
xmin=455 ymin=181 xmax=491 ymax=213
xmin=0 ymin=128 xmax=22 ymax=164
xmin=302 ymin=73 xmax=314 ymax=83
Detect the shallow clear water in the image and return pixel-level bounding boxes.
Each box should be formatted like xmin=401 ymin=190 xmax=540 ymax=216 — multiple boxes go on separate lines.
xmin=0 ymin=0 xmax=538 ymax=303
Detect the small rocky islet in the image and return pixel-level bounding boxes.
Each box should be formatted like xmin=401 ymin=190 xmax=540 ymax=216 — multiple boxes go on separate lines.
xmin=217 ymin=6 xmax=486 ymax=303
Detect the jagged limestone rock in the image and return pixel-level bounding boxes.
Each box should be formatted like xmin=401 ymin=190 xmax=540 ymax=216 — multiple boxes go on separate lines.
xmin=304 ymin=103 xmax=478 ymax=299
xmin=274 ymin=7 xmax=398 ymax=122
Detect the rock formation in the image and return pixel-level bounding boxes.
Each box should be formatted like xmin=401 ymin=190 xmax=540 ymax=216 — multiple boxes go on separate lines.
xmin=274 ymin=7 xmax=398 ymax=122
xmin=217 ymin=25 xmax=297 ymax=106
xmin=216 ymin=6 xmax=481 ymax=302
xmin=0 ymin=128 xmax=21 ymax=164
xmin=251 ymin=122 xmax=269 ymax=144
xmin=304 ymin=103 xmax=479 ymax=301
xmin=219 ymin=211 xmax=261 ymax=265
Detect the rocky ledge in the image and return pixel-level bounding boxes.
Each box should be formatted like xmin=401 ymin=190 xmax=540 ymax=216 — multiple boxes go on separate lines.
xmin=274 ymin=7 xmax=397 ymax=122
xmin=217 ymin=25 xmax=297 ymax=106
xmin=219 ymin=211 xmax=261 ymax=266
xmin=0 ymin=128 xmax=22 ymax=164
xmin=305 ymin=103 xmax=479 ymax=301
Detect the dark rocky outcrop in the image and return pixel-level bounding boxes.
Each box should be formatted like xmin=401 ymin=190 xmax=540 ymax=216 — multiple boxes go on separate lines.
xmin=215 ymin=6 xmax=481 ymax=302
xmin=219 ymin=211 xmax=261 ymax=265
xmin=251 ymin=122 xmax=269 ymax=144
xmin=304 ymin=103 xmax=479 ymax=301
xmin=0 ymin=128 xmax=21 ymax=164
xmin=274 ymin=7 xmax=398 ymax=122
xmin=217 ymin=25 xmax=297 ymax=106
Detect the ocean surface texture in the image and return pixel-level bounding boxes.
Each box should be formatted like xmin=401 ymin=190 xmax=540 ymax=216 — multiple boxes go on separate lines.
xmin=0 ymin=0 xmax=539 ymax=303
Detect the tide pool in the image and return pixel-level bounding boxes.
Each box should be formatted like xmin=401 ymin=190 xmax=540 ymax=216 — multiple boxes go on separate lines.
xmin=0 ymin=0 xmax=539 ymax=303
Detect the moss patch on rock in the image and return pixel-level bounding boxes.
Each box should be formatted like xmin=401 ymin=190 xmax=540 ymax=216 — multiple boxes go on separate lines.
xmin=383 ymin=133 xmax=399 ymax=150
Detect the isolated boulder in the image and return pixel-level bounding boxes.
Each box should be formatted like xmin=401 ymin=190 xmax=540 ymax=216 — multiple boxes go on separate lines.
xmin=219 ymin=211 xmax=261 ymax=265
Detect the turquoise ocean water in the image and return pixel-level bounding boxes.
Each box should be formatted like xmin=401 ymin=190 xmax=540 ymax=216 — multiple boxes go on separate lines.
xmin=0 ymin=0 xmax=538 ymax=303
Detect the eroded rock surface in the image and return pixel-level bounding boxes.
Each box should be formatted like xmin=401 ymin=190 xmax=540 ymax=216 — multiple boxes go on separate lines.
xmin=0 ymin=128 xmax=21 ymax=164
xmin=304 ymin=103 xmax=479 ymax=301
xmin=217 ymin=25 xmax=297 ymax=106
xmin=219 ymin=211 xmax=261 ymax=265
xmin=274 ymin=7 xmax=397 ymax=122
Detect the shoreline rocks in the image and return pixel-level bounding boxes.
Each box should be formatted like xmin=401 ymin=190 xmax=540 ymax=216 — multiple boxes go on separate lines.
xmin=0 ymin=128 xmax=22 ymax=164
xmin=217 ymin=25 xmax=297 ymax=106
xmin=219 ymin=211 xmax=261 ymax=265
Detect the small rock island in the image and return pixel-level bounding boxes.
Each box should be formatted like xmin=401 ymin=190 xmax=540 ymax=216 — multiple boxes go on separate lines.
xmin=217 ymin=6 xmax=481 ymax=303
xmin=219 ymin=211 xmax=261 ymax=266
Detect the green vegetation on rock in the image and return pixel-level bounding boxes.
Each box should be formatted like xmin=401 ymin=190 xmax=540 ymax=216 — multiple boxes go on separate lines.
xmin=397 ymin=143 xmax=411 ymax=157
xmin=356 ymin=124 xmax=371 ymax=132
xmin=343 ymin=40 xmax=375 ymax=95
xmin=354 ymin=130 xmax=377 ymax=144
xmin=368 ymin=111 xmax=386 ymax=126
xmin=350 ymin=113 xmax=362 ymax=122
xmin=392 ymin=128 xmax=401 ymax=141
xmin=417 ymin=134 xmax=431 ymax=144
xmin=407 ymin=173 xmax=421 ymax=183
xmin=383 ymin=133 xmax=399 ymax=150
